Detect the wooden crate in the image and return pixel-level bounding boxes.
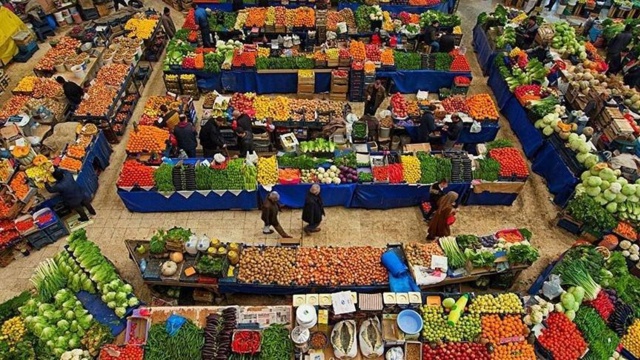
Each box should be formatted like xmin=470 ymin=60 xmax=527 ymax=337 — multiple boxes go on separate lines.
xmin=338 ymin=58 xmax=351 ymax=67
xmin=329 ymin=93 xmax=347 ymax=101
xmin=331 ymin=84 xmax=348 ymax=94
xmin=327 ymin=58 xmax=339 ymax=67
xmin=298 ymin=84 xmax=315 ymax=93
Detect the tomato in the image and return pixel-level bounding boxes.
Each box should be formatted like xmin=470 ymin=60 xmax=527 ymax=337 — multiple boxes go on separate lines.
xmin=489 ymin=148 xmax=530 ymax=178
xmin=538 ymin=312 xmax=587 ymax=360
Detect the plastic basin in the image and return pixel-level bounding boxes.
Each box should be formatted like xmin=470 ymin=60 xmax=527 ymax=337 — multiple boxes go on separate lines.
xmin=397 ymin=309 xmax=423 ymax=335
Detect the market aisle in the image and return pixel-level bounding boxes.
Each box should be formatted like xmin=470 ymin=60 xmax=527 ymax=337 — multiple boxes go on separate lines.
xmin=0 ymin=0 xmax=578 ymax=303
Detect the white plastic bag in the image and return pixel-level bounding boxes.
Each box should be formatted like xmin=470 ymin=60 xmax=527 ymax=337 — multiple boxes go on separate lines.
xmin=359 ymin=317 xmax=384 ymax=358
xmin=470 ymin=120 xmax=482 ymax=134
xmin=245 ymin=151 xmax=259 ymax=164
xmin=385 ymin=347 xmax=404 ymax=360
xmin=337 ymin=22 xmax=347 ymax=34
xmin=331 ymin=320 xmax=357 ymax=359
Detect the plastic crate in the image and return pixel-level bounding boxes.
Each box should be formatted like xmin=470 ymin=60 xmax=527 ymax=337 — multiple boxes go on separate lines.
xmin=45 ymin=226 xmax=69 ymax=242
xmin=18 ymin=41 xmax=38 ymax=54
xmin=26 ymin=230 xmax=51 ymax=250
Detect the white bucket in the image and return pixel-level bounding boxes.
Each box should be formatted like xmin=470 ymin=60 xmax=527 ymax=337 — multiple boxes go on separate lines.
xmin=71 ymin=65 xmax=85 ymax=79
xmin=54 ymin=63 xmax=66 ymax=72
xmin=60 ymin=9 xmax=70 ymax=17
xmin=556 ymin=5 xmax=567 ymax=14
xmin=296 ymin=305 xmax=317 ymax=329
xmin=53 ymin=11 xmax=64 ymax=21
xmin=64 ymin=15 xmax=73 ymax=25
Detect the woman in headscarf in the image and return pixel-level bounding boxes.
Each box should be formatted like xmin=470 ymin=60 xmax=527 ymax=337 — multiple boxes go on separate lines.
xmin=302 ymin=184 xmax=324 ymax=235
xmin=427 ymin=191 xmax=458 ymax=240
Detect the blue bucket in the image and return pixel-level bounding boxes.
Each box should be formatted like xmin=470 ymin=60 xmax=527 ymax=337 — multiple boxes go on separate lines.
xmin=397 ymin=309 xmax=423 ymax=335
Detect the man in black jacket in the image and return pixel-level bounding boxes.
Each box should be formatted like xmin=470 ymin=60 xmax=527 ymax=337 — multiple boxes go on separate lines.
xmin=419 ymin=105 xmax=437 ymax=143
xmin=424 ymin=20 xmax=440 ymax=52
xmin=173 ymin=114 xmax=198 ymax=157
xmin=235 ymin=127 xmax=254 ymax=158
xmin=443 ymin=114 xmax=463 ymax=149
xmin=199 ymin=117 xmax=226 ymax=157
xmin=302 ymin=184 xmax=324 ymax=235
xmin=608 ymin=25 xmax=634 ymax=75
xmin=46 ymin=169 xmax=96 ymax=222
xmin=427 ymin=179 xmax=448 ymax=219
xmin=56 ymin=77 xmax=84 ymax=107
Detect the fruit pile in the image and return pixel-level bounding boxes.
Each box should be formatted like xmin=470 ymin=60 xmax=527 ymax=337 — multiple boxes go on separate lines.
xmin=481 ymin=314 xmax=529 ymax=344
xmin=422 ymin=342 xmax=490 ymax=359
xmin=468 ymin=293 xmax=524 ymax=314
xmin=76 ymin=86 xmax=117 ymax=117
xmin=232 ymin=49 xmax=256 ymax=67
xmin=622 ymin=319 xmax=640 ymax=358
xmin=381 ymin=48 xmax=394 ymax=65
xmin=254 ymin=96 xmax=290 ymax=121
xmin=96 ymin=63 xmax=131 ymax=86
xmin=372 ymin=165 xmax=389 ymax=182
xmin=489 ymin=147 xmax=529 ymax=178
xmin=182 ymin=9 xmax=198 ymax=30
xmin=349 ymin=40 xmax=366 ymax=61
xmin=441 ymin=95 xmax=469 ymax=113
xmin=257 ymin=156 xmax=278 ymax=185
xmin=538 ymin=312 xmax=587 ymax=359
xmin=365 ymin=44 xmax=380 ymax=62
xmin=294 ymin=7 xmax=315 ymax=27
xmin=66 ymin=144 xmax=86 ymax=159
xmin=401 ymin=155 xmax=421 ymax=183
xmin=0 ymin=96 xmax=29 ymax=119
xmin=466 ymin=93 xmax=499 ymax=120
xmin=421 ymin=305 xmax=482 ymax=342
xmin=229 ymin=92 xmax=256 ymax=117
xmin=117 ymin=160 xmax=155 ymax=188
xmin=450 ymin=54 xmax=470 ymax=72
xmin=388 ymin=163 xmax=403 ymax=183
xmin=126 ymin=126 xmax=169 ymax=153
xmin=294 ymin=246 xmax=388 ymax=285
xmin=124 ymin=18 xmax=159 ymax=40
xmin=35 ymin=37 xmax=80 ymax=71
xmin=32 ymin=78 xmax=63 ymax=99
xmin=140 ymin=96 xmax=181 ymax=125
xmin=13 ymin=76 xmax=37 ymax=93
xmin=9 ymin=172 xmax=31 ymax=200
xmin=246 ymin=7 xmax=267 ymax=27
xmin=492 ymin=343 xmax=536 ymax=359
xmin=58 ymin=156 xmax=82 ymax=173
xmin=390 ymin=93 xmax=408 ymax=118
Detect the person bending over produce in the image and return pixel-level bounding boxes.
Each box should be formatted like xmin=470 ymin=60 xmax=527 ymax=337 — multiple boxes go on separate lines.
xmin=364 ymin=80 xmax=386 ymax=116
xmin=261 ymin=191 xmax=292 ymax=238
xmin=607 ymin=24 xmax=633 ymax=75
xmin=302 ymin=184 xmax=325 ymax=235
xmin=427 ymin=192 xmax=458 ymax=240
xmin=199 ymin=117 xmax=227 ymax=157
xmin=235 ymin=127 xmax=254 ymax=158
xmin=46 ymin=169 xmax=96 ymax=222
xmin=56 ymin=77 xmax=84 ymax=107
xmin=161 ymin=7 xmax=176 ymax=39
xmin=424 ymin=20 xmax=441 ymax=53
xmin=173 ymin=114 xmax=198 ymax=157
xmin=155 ymin=105 xmax=180 ymax=131
xmin=192 ymin=3 xmax=211 ymax=47
xmin=232 ymin=110 xmax=253 ymax=136
xmin=516 ymin=16 xmax=538 ymax=49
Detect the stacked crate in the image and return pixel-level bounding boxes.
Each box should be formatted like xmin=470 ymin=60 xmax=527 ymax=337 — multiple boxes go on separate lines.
xmin=164 ymin=73 xmax=181 ymax=94
xmin=348 ymin=70 xmax=365 ymax=102
xmin=330 ymin=71 xmax=348 ymax=101
xmin=179 ymin=74 xmax=200 ymax=100
xmin=298 ymin=70 xmax=315 ymax=99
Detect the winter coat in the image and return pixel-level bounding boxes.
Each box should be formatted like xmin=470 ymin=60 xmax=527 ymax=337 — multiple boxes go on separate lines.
xmin=302 ymin=192 xmax=324 ymax=225
xmin=173 ymin=121 xmax=198 ymax=153
xmin=261 ymin=198 xmax=281 ymax=226
xmin=199 ymin=120 xmax=225 ymax=150
xmin=45 ymin=170 xmax=87 ymax=207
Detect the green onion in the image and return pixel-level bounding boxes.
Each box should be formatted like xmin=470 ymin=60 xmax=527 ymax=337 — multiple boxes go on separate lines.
xmin=439 ymin=237 xmax=466 ymax=269
xmin=557 ymin=261 xmax=601 ymax=300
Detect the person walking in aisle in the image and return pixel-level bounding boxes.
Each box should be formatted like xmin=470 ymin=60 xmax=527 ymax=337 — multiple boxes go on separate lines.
xmin=364 ymin=80 xmax=385 ymax=116
xmin=113 ymin=0 xmax=128 ymax=11
xmin=173 ymin=115 xmax=198 ymax=157
xmin=426 ymin=179 xmax=448 ymax=219
xmin=46 ymin=169 xmax=96 ymax=222
xmin=302 ymin=184 xmax=325 ymax=235
xmin=261 ymin=192 xmax=292 ymax=238
xmin=193 ymin=3 xmax=211 ymax=47
xmin=427 ymin=192 xmax=458 ymax=240
xmin=607 ymin=24 xmax=633 ymax=75
xmin=161 ymin=7 xmax=176 ymax=39
xmin=199 ymin=117 xmax=227 ymax=157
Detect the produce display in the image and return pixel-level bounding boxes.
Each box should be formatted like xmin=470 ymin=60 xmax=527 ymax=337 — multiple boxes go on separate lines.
xmin=35 ymin=37 xmax=80 ymax=71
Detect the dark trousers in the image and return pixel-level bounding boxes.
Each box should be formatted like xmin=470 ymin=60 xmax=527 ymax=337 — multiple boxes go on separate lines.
xmin=183 ymin=148 xmax=197 ymax=158
xmin=114 ymin=0 xmax=128 ymax=10
xmin=73 ymin=199 xmax=96 ymax=222
xmin=304 ymin=222 xmax=320 ymax=232
xmin=200 ymin=23 xmax=211 ymax=48
xmin=608 ymin=53 xmax=623 ymax=75
xmin=264 ymin=221 xmax=289 ymax=237
xmin=546 ymin=0 xmax=556 ymax=9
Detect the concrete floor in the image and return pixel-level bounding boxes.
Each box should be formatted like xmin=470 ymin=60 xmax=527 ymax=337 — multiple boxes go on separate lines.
xmin=0 ymin=0 xmax=584 ymax=303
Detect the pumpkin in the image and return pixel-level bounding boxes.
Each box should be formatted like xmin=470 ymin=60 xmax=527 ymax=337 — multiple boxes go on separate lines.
xmin=11 ymin=145 xmax=30 ymax=158
xmin=32 ymin=154 xmax=48 ymax=166
xmin=161 ymin=261 xmax=178 ymax=276
xmin=170 ymin=252 xmax=184 ymax=263
xmin=557 ymin=122 xmax=572 ymax=132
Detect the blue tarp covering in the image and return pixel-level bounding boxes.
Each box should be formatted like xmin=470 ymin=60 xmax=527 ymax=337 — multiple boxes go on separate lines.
xmin=337 ymin=0 xmax=455 ymax=14
xmin=487 ymin=63 xmax=513 ymax=111
xmin=465 ymin=191 xmax=519 ymax=206
xmin=472 ymin=25 xmax=499 ymax=76
xmin=377 ymin=70 xmax=472 ymax=93
xmin=117 ymin=189 xmax=259 ymax=212
xmin=258 ymin=184 xmax=357 ymax=208
xmin=402 ymin=122 xmax=500 ymax=144
xmin=531 ymin=141 xmax=579 ymax=207
xmin=350 ymin=182 xmax=469 ymax=209
xmin=501 ymin=97 xmax=544 ymax=159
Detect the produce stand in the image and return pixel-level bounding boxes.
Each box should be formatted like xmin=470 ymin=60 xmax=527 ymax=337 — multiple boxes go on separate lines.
xmin=117 ymin=188 xmax=259 ymax=212
xmin=193 ymin=0 xmax=309 ymax=11
xmin=337 ymin=0 xmax=457 ymax=14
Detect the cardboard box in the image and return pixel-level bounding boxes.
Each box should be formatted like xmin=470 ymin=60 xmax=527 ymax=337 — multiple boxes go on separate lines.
xmin=403 ymin=143 xmax=431 ymax=154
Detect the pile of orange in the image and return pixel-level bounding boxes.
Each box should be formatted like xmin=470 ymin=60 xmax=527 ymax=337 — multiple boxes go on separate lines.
xmin=294 ymin=7 xmax=315 ymax=27
xmin=126 ymin=126 xmax=169 ymax=153
xmin=66 ymin=144 xmax=86 ymax=159
xmin=381 ymin=49 xmax=394 ymax=65
xmin=59 ymin=156 xmax=82 ymax=172
xmin=466 ymin=94 xmax=499 ymax=120
xmin=481 ymin=314 xmax=529 ymax=344
xmin=491 ymin=342 xmax=536 ymax=360
xmin=9 ymin=172 xmax=30 ymax=199
xmin=246 ymin=8 xmax=267 ymax=27
xmin=349 ymin=40 xmax=366 ymax=61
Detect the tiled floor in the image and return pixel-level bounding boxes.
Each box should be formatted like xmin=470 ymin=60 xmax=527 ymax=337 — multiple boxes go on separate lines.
xmin=0 ymin=0 xmax=585 ymax=303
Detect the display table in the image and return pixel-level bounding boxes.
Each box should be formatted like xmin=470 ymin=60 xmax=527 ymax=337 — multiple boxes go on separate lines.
xmin=472 ymin=24 xmax=499 ymax=76
xmin=259 ymin=183 xmax=356 ymax=208
xmin=465 ymin=181 xmax=525 ymax=206
xmin=531 ymin=140 xmax=579 ymax=207
xmin=338 ymin=0 xmax=456 ymax=14
xmin=402 ymin=121 xmax=500 ymax=144
xmin=165 ymin=68 xmax=469 ymax=94
xmin=350 ymin=182 xmax=470 ymax=209
xmin=117 ymin=189 xmax=259 ymax=212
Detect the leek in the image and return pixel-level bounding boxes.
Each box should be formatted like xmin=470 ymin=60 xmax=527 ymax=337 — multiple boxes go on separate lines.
xmin=439 ymin=236 xmax=466 ymax=269
xmin=557 ymin=261 xmax=601 ymax=300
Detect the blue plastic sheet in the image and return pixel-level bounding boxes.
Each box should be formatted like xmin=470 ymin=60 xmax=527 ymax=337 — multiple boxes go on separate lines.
xmin=402 ymin=122 xmax=499 ymax=144
xmin=472 ymin=25 xmax=499 ymax=76
xmin=76 ymin=291 xmax=127 ymax=336
xmin=199 ymin=1 xmax=306 ymax=11
xmin=465 ymin=191 xmax=519 ymax=206
xmin=117 ymin=189 xmax=259 ymax=212
xmin=502 ymin=96 xmax=544 ymax=159
xmin=350 ymin=183 xmax=469 ymax=209
xmin=531 ymin=141 xmax=579 ymax=207
xmin=377 ymin=70 xmax=471 ymax=93
xmin=487 ymin=64 xmax=513 ymax=111
xmin=338 ymin=0 xmax=454 ymax=13
xmin=259 ymin=184 xmax=357 ymax=208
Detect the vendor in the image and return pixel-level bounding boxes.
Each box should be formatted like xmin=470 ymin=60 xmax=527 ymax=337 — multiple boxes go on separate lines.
xmin=155 ymin=105 xmax=180 ymax=131
xmin=174 ymin=114 xmax=198 ymax=158
xmin=419 ymin=104 xmax=437 ymax=143
xmin=235 ymin=126 xmax=254 ymax=157
xmin=623 ymin=54 xmax=640 ymax=89
xmin=517 ymin=16 xmax=539 ymax=49
xmin=526 ymin=43 xmax=551 ymax=63
xmin=193 ymin=4 xmax=211 ymax=48
xmin=439 ymin=33 xmax=456 ymax=54
xmin=56 ymin=77 xmax=84 ymax=107
xmin=199 ymin=117 xmax=227 ymax=158
xmin=46 ymin=169 xmax=96 ymax=222
xmin=424 ymin=20 xmax=441 ymax=53
xmin=607 ymin=24 xmax=633 ymax=75
xmin=232 ymin=0 xmax=244 ymax=11
xmin=443 ymin=114 xmax=463 ymax=149
xmin=232 ymin=110 xmax=253 ymax=136
xmin=161 ymin=7 xmax=176 ymax=39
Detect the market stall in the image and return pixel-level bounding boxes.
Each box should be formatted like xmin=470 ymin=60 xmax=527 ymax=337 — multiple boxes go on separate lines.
xmin=337 ymin=0 xmax=458 ymax=14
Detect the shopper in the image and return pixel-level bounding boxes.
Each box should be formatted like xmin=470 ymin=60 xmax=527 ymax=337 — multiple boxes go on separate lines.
xmin=56 ymin=77 xmax=84 ymax=107
xmin=443 ymin=114 xmax=463 ymax=149
xmin=173 ymin=115 xmax=198 ymax=158
xmin=232 ymin=110 xmax=253 ymax=135
xmin=607 ymin=24 xmax=633 ymax=75
xmin=427 ymin=179 xmax=448 ymax=219
xmin=424 ymin=20 xmax=440 ymax=52
xmin=155 ymin=105 xmax=180 ymax=131
xmin=199 ymin=117 xmax=227 ymax=157
xmin=419 ymin=105 xmax=437 ymax=143
xmin=261 ymin=191 xmax=292 ymax=238
xmin=364 ymin=80 xmax=385 ymax=116
xmin=161 ymin=7 xmax=176 ymax=39
xmin=46 ymin=169 xmax=96 ymax=222
xmin=427 ymin=192 xmax=458 ymax=240
xmin=516 ymin=16 xmax=539 ymax=49
xmin=439 ymin=33 xmax=456 ymax=54
xmin=193 ymin=3 xmax=211 ymax=47
xmin=302 ymin=184 xmax=324 ymax=235
xmin=235 ymin=127 xmax=254 ymax=158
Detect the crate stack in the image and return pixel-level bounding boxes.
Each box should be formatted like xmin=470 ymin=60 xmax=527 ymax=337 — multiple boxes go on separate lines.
xmin=316 ymin=10 xmax=327 ymax=44
xmin=0 ymin=71 xmax=9 ymax=95
xmin=364 ymin=73 xmax=376 ymax=89
xmin=349 ymin=70 xmax=365 ymax=102
xmin=179 ymin=74 xmax=200 ymax=100
xmin=603 ymin=118 xmax=635 ymax=143
xmin=330 ymin=71 xmax=348 ymax=101
xmin=253 ymin=132 xmax=271 ymax=153
xmin=164 ymin=73 xmax=180 ymax=94
xmin=421 ymin=54 xmax=436 ymax=70
xmin=27 ymin=208 xmax=69 ymax=250
xmin=298 ymin=71 xmax=315 ymax=99
xmin=172 ymin=163 xmax=196 ymax=191
xmin=12 ymin=31 xmax=39 ymax=63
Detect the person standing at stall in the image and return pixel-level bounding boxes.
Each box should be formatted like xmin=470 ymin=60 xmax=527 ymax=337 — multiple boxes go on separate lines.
xmin=419 ymin=105 xmax=437 ymax=143
xmin=161 ymin=7 xmax=176 ymax=39
xmin=427 ymin=192 xmax=458 ymax=240
xmin=235 ymin=127 xmax=254 ymax=158
xmin=56 ymin=77 xmax=84 ymax=108
xmin=154 ymin=105 xmax=180 ymax=131
xmin=199 ymin=117 xmax=227 ymax=157
xmin=517 ymin=16 xmax=539 ymax=49
xmin=439 ymin=33 xmax=456 ymax=54
xmin=607 ymin=24 xmax=633 ymax=75
xmin=261 ymin=191 xmax=292 ymax=238
xmin=424 ymin=20 xmax=440 ymax=52
xmin=443 ymin=114 xmax=463 ymax=149
xmin=46 ymin=169 xmax=96 ymax=222
xmin=426 ymin=179 xmax=448 ymax=219
xmin=364 ymin=80 xmax=386 ymax=116
xmin=173 ymin=114 xmax=198 ymax=157
xmin=193 ymin=3 xmax=211 ymax=47
xmin=302 ymin=184 xmax=324 ymax=235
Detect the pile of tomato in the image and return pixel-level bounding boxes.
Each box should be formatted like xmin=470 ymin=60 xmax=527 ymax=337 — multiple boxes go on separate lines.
xmin=99 ymin=344 xmax=144 ymax=360
xmin=388 ymin=164 xmax=403 ymax=183
xmin=538 ymin=312 xmax=587 ymax=360
xmin=372 ymin=166 xmax=389 ymax=182
xmin=449 ymin=55 xmax=470 ymax=72
xmin=117 ymin=160 xmax=155 ymax=188
xmin=489 ymin=147 xmax=529 ymax=178
xmin=15 ymin=217 xmax=35 ymax=233
xmin=422 ymin=342 xmax=491 ymax=359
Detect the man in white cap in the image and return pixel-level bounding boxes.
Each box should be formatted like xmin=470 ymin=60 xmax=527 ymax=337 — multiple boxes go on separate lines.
xmin=261 ymin=191 xmax=292 ymax=238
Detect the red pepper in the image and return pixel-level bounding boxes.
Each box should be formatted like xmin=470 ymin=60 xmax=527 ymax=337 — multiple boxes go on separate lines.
xmin=388 ymin=163 xmax=403 ymax=183
xmin=586 ymin=291 xmax=615 ymax=321
xmin=232 ymin=330 xmax=261 ymax=353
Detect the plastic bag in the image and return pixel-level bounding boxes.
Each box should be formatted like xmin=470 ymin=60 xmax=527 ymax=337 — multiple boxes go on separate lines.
xmin=542 ymin=274 xmax=563 ymax=300
xmin=470 ymin=120 xmax=482 ymax=134
xmin=385 ymin=347 xmax=404 ymax=360
xmin=245 ymin=151 xmax=259 ymax=164
xmin=165 ymin=314 xmax=187 ymax=336
xmin=337 ymin=22 xmax=347 ymax=34
xmin=359 ymin=317 xmax=384 ymax=358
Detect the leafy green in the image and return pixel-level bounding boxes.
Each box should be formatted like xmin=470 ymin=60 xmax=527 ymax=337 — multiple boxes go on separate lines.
xmin=150 ymin=229 xmax=166 ymax=254
xmin=419 ymin=10 xmax=461 ymax=28
xmin=256 ymin=56 xmax=314 ymax=70
xmin=506 ymin=243 xmax=539 ymax=265
xmin=433 ymin=53 xmax=453 ymax=71
xmin=530 ymin=96 xmax=560 ymax=118
xmin=456 ymin=235 xmax=480 ymax=250
xmin=474 ymin=158 xmax=500 ymax=181
xmin=554 ymin=245 xmax=605 ymax=283
xmin=195 ymin=255 xmax=226 ymax=276
xmin=567 ymin=194 xmax=617 ymax=235
xmin=486 ymin=139 xmax=513 ymax=151
xmin=154 ymin=164 xmax=174 ymax=192
xmin=394 ymin=52 xmax=421 ymax=70
xmin=574 ymin=307 xmax=620 ymax=360
xmin=0 ymin=292 xmax=31 ymax=323
xmin=464 ymin=248 xmax=495 ymax=268
xmin=277 ymin=154 xmax=329 ymax=170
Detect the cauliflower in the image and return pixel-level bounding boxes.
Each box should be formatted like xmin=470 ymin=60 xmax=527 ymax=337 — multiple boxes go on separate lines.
xmin=630 ymin=254 xmax=639 ymax=262
xmin=622 ymin=250 xmax=631 ymax=257
xmin=610 ymin=182 xmax=622 ymax=194
xmin=620 ymin=240 xmax=632 ymax=250
xmin=631 ymin=244 xmax=639 ymax=255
